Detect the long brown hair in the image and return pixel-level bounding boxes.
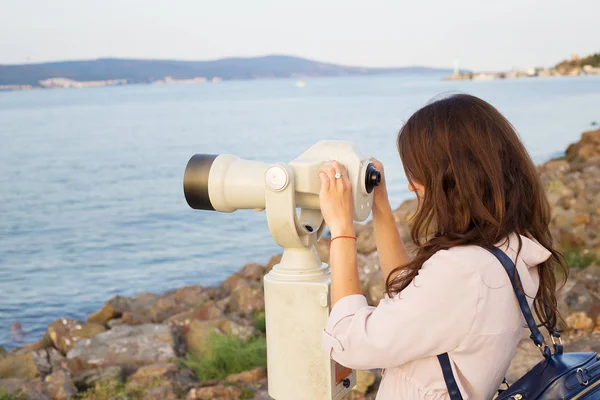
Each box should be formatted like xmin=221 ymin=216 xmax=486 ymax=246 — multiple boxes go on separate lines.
xmin=386 ymin=93 xmax=568 ymax=332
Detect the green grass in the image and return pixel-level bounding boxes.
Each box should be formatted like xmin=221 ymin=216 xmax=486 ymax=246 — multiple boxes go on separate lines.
xmin=0 ymin=391 xmax=17 ymax=400
xmin=562 ymin=247 xmax=599 ymax=269
xmin=181 ymin=333 xmax=267 ymax=381
xmin=78 ymin=382 xmax=130 ymax=400
xmin=253 ymin=312 xmax=266 ymax=333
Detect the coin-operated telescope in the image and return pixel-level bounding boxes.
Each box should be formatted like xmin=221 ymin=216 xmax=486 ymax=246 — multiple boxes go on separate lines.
xmin=184 ymin=141 xmax=380 ymax=400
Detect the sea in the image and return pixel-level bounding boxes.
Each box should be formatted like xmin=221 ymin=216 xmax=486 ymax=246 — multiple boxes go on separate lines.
xmin=1 ymin=74 xmax=599 ymax=349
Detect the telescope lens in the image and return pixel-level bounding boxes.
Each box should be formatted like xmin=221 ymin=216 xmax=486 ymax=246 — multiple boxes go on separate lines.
xmin=184 ymin=154 xmax=217 ymax=210
xmin=365 ymin=163 xmax=381 ymax=194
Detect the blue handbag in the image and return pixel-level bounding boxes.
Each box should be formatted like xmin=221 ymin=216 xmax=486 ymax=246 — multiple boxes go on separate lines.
xmin=438 ymin=247 xmax=600 ymax=400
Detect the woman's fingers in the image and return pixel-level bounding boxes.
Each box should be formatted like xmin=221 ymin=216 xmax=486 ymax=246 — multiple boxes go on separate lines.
xmin=318 ymin=171 xmax=330 ymax=194
xmin=320 ymin=160 xmax=351 ymax=193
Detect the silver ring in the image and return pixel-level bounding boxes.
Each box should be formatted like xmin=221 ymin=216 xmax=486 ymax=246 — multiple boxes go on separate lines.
xmin=335 ymin=173 xmax=342 ymax=179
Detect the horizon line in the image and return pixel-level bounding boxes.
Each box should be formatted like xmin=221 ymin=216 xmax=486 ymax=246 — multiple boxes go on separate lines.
xmin=0 ymin=53 xmax=456 ymax=70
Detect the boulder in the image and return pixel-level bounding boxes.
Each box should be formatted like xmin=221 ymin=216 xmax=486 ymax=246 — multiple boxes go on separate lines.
xmin=150 ymin=295 xmax=191 ymax=323
xmin=48 ymin=318 xmax=106 ymax=355
xmin=0 ymin=350 xmax=39 ymax=379
xmin=223 ymin=274 xmax=244 ymax=291
xmin=225 ymin=367 xmax=266 ymax=385
xmin=173 ymin=286 xmax=211 ymax=306
xmin=87 ymin=295 xmax=133 ymax=324
xmin=166 ymin=301 xmax=225 ymax=327
xmin=224 ymin=263 xmax=265 ymax=291
xmin=238 ymin=263 xmax=265 ymax=282
xmin=28 ymin=348 xmax=67 ymax=378
xmin=184 ymin=318 xmax=257 ymax=356
xmin=186 ymin=384 xmax=243 ymax=400
xmin=72 ymin=366 xmax=124 ymax=390
xmin=66 ymin=324 xmax=176 ymax=375
xmin=133 ymin=292 xmax=160 ymax=308
xmin=202 ymin=286 xmax=229 ymax=302
xmin=44 ymin=370 xmax=77 ymax=400
xmin=229 ymin=280 xmax=265 ymax=315
xmin=150 ymin=286 xmax=225 ymax=323
xmin=121 ymin=310 xmax=154 ymax=325
xmin=19 ymin=378 xmax=51 ymax=400
xmin=184 ymin=320 xmax=221 ymax=356
xmin=558 ymin=266 xmax=600 ymax=326
xmin=217 ymin=319 xmax=257 ymax=341
xmin=86 ymin=302 xmax=117 ymax=325
xmin=29 ymin=333 xmax=54 ymax=351
xmin=125 ymin=363 xmax=195 ymax=396
xmin=566 ymin=129 xmax=600 ymax=162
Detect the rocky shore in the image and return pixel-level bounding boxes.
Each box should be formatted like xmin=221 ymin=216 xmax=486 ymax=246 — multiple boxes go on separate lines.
xmin=2 ymin=130 xmax=600 ymax=400
xmin=445 ymin=52 xmax=600 ymax=81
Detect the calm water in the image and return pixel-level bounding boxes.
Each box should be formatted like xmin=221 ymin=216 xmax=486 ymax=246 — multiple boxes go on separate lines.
xmin=1 ymin=74 xmax=599 ymax=349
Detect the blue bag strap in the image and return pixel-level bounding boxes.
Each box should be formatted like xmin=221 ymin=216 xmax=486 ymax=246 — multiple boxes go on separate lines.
xmin=437 ymin=353 xmax=463 ymax=400
xmin=483 ymin=247 xmax=549 ymax=354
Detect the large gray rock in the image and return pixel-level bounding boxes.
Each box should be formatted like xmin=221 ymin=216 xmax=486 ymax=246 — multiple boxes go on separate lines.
xmin=66 ymin=324 xmax=176 ymax=375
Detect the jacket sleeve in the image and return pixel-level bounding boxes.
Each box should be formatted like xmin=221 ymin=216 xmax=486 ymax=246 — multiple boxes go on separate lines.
xmin=321 ymin=250 xmax=480 ymax=370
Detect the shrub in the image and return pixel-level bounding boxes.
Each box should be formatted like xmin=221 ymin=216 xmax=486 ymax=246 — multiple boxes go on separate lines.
xmin=182 ymin=333 xmax=267 ymax=381
xmin=253 ymin=312 xmax=266 ymax=333
xmin=562 ymin=247 xmax=598 ymax=269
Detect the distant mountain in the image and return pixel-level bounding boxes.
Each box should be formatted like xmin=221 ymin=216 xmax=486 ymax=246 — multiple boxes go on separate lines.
xmin=0 ymin=55 xmax=452 ymax=87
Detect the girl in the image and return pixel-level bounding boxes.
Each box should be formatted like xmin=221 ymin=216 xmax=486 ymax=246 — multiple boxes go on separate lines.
xmin=318 ymin=94 xmax=566 ymax=399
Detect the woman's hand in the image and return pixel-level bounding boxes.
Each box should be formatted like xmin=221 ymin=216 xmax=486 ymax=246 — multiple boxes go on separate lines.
xmin=370 ymin=157 xmax=390 ymax=213
xmin=318 ymin=161 xmax=355 ymax=237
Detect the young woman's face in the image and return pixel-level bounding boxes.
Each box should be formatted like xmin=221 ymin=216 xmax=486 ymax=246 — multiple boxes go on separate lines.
xmin=408 ymin=178 xmax=425 ymax=199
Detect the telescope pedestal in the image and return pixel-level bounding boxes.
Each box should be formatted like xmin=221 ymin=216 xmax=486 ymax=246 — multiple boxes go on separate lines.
xmin=264 ymin=247 xmax=355 ymax=400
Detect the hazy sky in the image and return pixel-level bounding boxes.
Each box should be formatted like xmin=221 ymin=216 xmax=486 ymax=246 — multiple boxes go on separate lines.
xmin=1 ymin=0 xmax=598 ymax=71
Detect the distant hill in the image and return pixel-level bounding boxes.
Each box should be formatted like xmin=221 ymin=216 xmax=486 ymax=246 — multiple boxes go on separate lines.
xmin=555 ymin=52 xmax=600 ymax=70
xmin=0 ymin=55 xmax=452 ymax=87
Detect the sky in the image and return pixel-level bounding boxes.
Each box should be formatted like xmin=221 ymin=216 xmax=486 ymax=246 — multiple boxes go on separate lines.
xmin=1 ymin=0 xmax=598 ymax=71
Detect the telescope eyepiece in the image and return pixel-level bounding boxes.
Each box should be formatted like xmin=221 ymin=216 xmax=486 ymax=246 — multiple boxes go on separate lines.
xmin=365 ymin=163 xmax=381 ymax=194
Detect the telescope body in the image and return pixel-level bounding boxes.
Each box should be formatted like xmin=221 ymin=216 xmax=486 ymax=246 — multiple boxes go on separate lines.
xmin=184 ymin=141 xmax=379 ymax=400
